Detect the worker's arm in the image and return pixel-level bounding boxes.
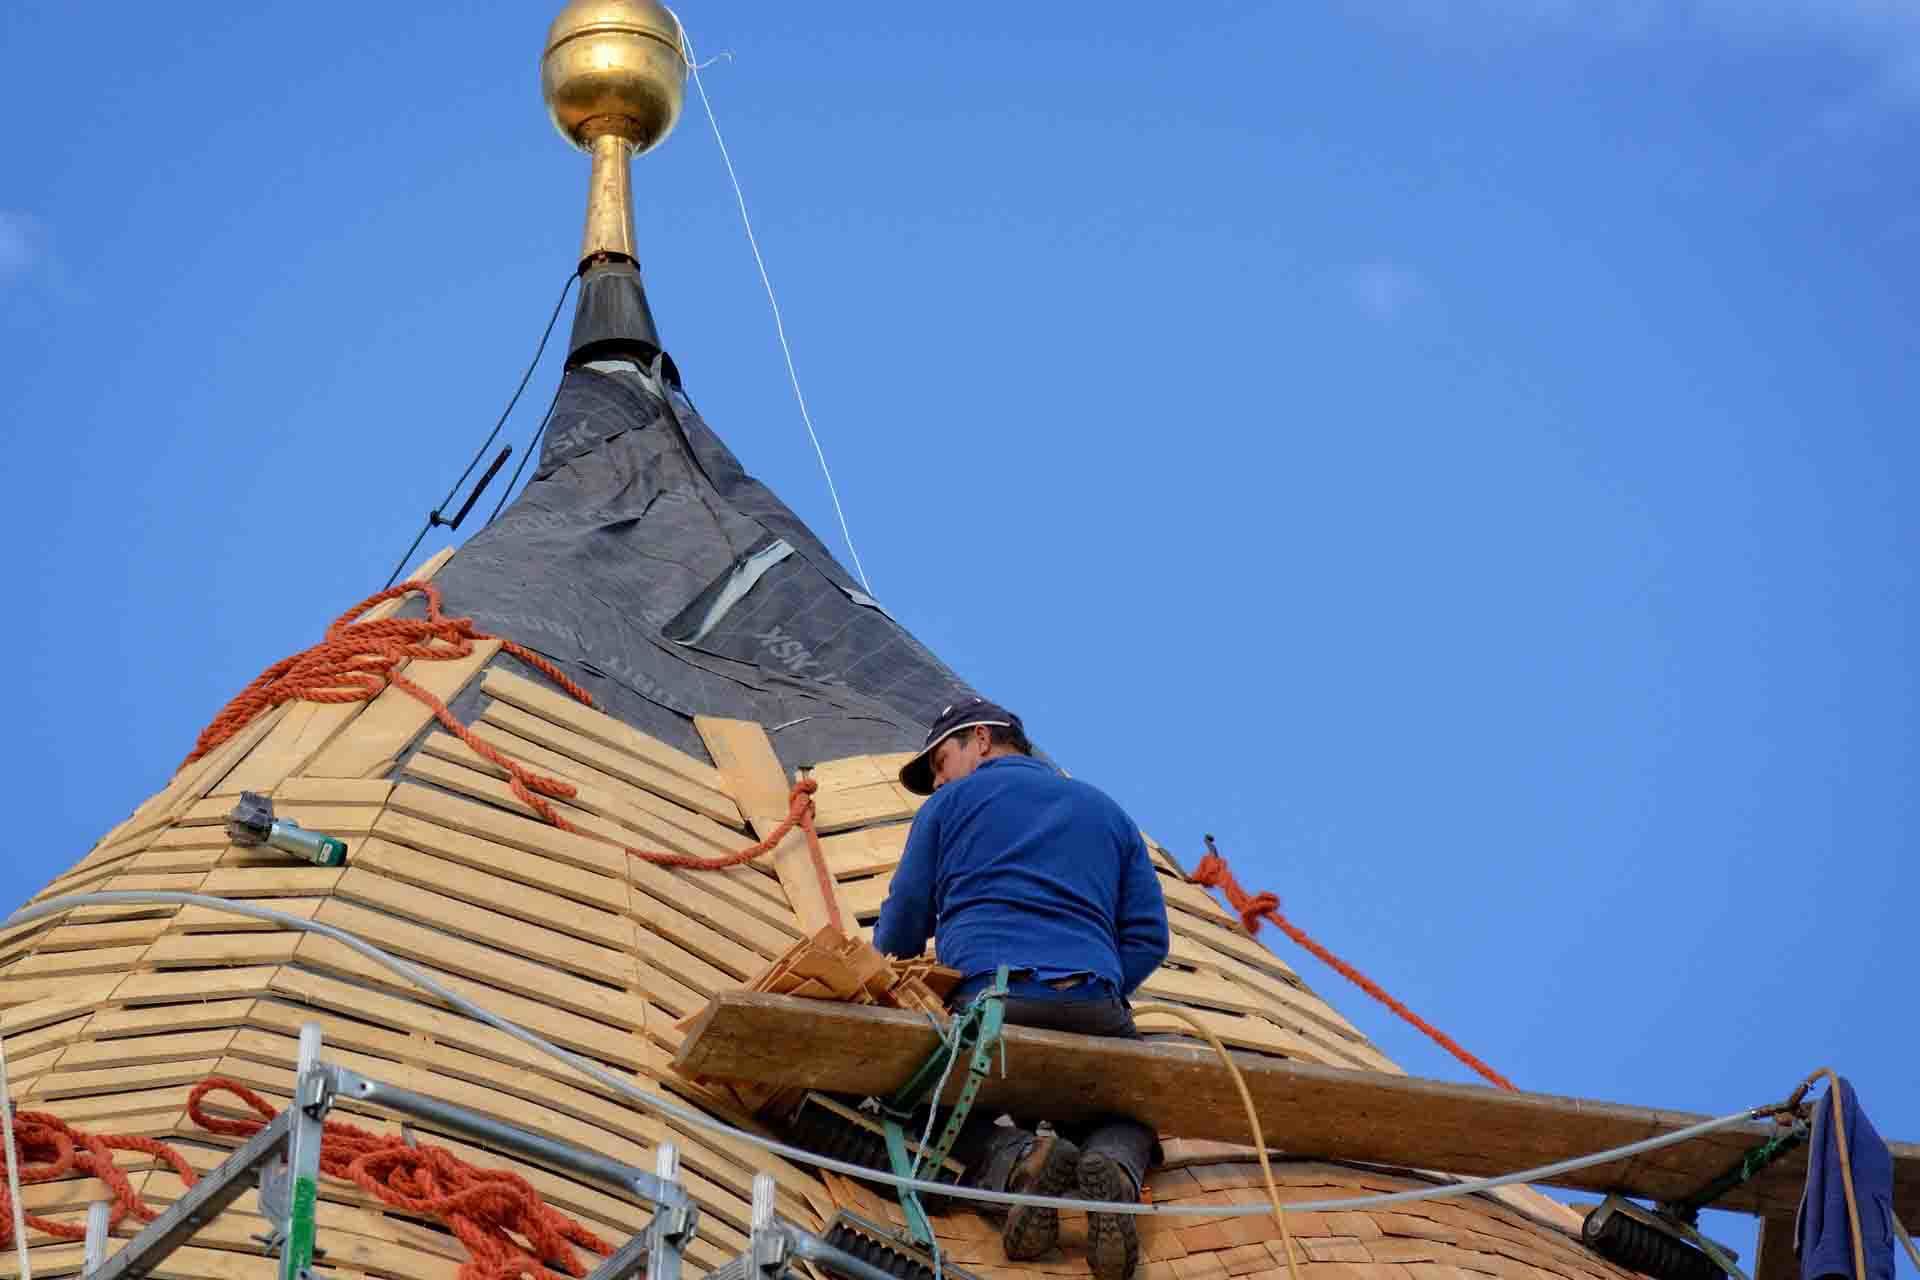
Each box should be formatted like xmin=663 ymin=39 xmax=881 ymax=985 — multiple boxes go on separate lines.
xmin=874 ymin=802 xmax=941 ymax=959
xmin=1115 ymin=828 xmax=1170 ymax=996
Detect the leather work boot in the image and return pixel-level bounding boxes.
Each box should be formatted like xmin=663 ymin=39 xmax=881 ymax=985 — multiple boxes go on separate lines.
xmin=1001 ymin=1132 xmax=1082 ymax=1260
xmin=1078 ymin=1149 xmax=1141 ymax=1280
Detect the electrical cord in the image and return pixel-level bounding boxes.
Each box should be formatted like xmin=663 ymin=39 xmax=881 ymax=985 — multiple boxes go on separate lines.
xmin=483 ymin=369 xmax=567 ymax=526
xmin=4 ymin=892 xmax=1779 ymax=1221
xmin=383 ymin=270 xmax=577 ymax=585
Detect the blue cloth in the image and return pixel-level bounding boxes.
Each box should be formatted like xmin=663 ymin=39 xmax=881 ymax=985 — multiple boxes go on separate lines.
xmin=1798 ymin=1077 xmax=1895 ymax=1280
xmin=873 ymin=755 xmax=1169 ymax=997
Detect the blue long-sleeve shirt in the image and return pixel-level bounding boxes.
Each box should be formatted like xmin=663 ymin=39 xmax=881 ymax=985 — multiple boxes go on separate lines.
xmin=873 ymin=755 xmax=1170 ymax=999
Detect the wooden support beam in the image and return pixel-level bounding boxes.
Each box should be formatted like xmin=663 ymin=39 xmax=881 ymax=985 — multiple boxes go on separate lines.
xmin=673 ymin=991 xmax=1920 ymax=1224
xmin=1752 ymin=1216 xmax=1799 ymax=1280
xmin=695 ymin=717 xmax=852 ymax=935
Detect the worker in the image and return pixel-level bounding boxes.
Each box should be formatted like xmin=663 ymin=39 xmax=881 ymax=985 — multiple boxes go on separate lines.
xmin=876 ymin=696 xmax=1170 ymax=1280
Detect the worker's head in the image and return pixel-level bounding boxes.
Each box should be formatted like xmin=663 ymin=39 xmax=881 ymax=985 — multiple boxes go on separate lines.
xmin=898 ymin=697 xmax=1030 ymax=795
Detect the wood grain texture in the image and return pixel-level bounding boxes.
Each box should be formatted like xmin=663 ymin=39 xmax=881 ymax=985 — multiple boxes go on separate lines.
xmin=675 ymin=991 xmax=1919 ymax=1223
xmin=696 ymin=716 xmax=852 ymax=934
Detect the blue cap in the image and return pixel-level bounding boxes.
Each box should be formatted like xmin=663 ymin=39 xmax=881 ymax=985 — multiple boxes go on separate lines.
xmin=898 ymin=696 xmax=1021 ymax=795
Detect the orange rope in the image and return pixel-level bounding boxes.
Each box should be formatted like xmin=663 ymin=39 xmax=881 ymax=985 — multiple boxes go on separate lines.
xmin=185 ymin=581 xmax=840 ymax=902
xmin=1190 ymin=836 xmax=1518 ymax=1092
xmin=0 ymin=1111 xmax=196 ymax=1244
xmin=1 ymin=1080 xmax=616 ymax=1280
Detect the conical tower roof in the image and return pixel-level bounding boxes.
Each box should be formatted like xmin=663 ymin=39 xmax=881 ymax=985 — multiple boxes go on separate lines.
xmin=0 ymin=10 xmax=1657 ymax=1280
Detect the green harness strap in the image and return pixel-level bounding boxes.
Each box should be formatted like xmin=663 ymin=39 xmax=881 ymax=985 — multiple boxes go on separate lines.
xmin=880 ymin=965 xmax=1010 ymax=1247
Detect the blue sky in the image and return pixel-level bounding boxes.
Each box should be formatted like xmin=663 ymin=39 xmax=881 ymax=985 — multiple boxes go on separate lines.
xmin=2 ymin=0 xmax=1914 ymax=1263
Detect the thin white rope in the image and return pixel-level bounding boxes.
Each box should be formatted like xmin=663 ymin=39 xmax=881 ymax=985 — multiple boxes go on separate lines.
xmin=0 ymin=1020 xmax=32 ymax=1279
xmin=8 ymin=891 xmax=1776 ymax=1223
xmin=664 ymin=9 xmax=878 ymax=600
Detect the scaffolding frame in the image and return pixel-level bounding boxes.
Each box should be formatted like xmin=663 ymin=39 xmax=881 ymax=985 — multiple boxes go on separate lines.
xmin=74 ymin=1023 xmax=899 ymax=1280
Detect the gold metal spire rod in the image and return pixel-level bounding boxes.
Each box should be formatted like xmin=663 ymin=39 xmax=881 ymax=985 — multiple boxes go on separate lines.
xmin=540 ymin=0 xmax=687 ymax=271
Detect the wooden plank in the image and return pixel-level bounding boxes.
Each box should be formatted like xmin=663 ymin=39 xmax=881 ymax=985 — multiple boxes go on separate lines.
xmin=373 ymin=800 xmax=794 ymax=961
xmin=1171 ymin=914 xmax=1302 ymax=985
xmin=34 ymin=1055 xmax=226 ymax=1100
xmin=51 ymin=1029 xmax=238 ymax=1071
xmin=89 ymin=999 xmax=256 ymax=1038
xmin=110 ymin=965 xmax=286 ymax=1005
xmin=839 ymin=874 xmax=890 ymax=921
xmin=676 ymin=992 xmax=1920 ymax=1222
xmin=696 ymin=716 xmax=852 ymax=934
xmin=453 ymin=723 xmax=753 ymax=865
xmin=350 ymin=836 xmax=634 ymax=952
xmin=372 ymin=803 xmax=624 ymax=909
xmin=811 ymin=778 xmax=921 ymax=834
xmin=6 ymin=944 xmax=151 ymax=981
xmin=16 ymin=917 xmax=171 ymax=955
xmin=1132 ymin=1002 xmax=1347 ymax=1061
xmin=301 ymin=636 xmax=502 ymax=778
xmin=398 ymin=753 xmax=797 ymax=940
xmin=215 ymin=700 xmax=335 ymax=796
xmin=290 ymin=935 xmax=648 ymax=1071
xmin=145 ymin=932 xmax=301 ymax=968
xmin=309 ymin=897 xmax=642 ymax=1028
xmin=272 ymin=776 xmax=394 ymax=806
xmin=818 ymin=823 xmax=909 ymax=879
xmin=1753 ymin=1216 xmax=1799 ymax=1280
xmin=480 ymin=698 xmax=742 ymax=826
xmin=482 ymin=667 xmax=726 ymax=793
xmin=172 ymin=899 xmax=320 ymax=933
xmin=806 ymin=753 xmax=916 ymax=792
xmin=197 ymin=866 xmax=343 ymax=899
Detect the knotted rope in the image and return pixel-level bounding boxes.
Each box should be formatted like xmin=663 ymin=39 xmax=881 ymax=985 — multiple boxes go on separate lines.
xmin=0 ymin=1078 xmax=615 ymax=1280
xmin=184 ymin=581 xmax=841 ymax=922
xmin=0 ymin=1111 xmax=197 ymax=1248
xmin=188 ymin=1077 xmax=614 ymax=1280
xmin=1190 ymin=835 xmax=1517 ymax=1092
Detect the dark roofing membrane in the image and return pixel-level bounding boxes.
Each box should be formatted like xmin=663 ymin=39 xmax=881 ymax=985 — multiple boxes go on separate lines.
xmin=417 ymin=261 xmax=974 ymax=772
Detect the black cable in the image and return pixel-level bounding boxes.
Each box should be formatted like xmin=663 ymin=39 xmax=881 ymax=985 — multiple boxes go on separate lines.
xmin=380 ymin=270 xmax=578 ymax=589
xmin=434 ymin=271 xmax=576 ymax=513
xmin=485 ymin=372 xmax=568 ymax=525
xmin=382 ymin=523 xmax=435 ymax=591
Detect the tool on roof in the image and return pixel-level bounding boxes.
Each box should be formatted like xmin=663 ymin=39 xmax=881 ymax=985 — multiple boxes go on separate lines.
xmin=1581 ymin=1115 xmax=1809 ymax=1280
xmin=226 ymin=792 xmax=348 ymax=868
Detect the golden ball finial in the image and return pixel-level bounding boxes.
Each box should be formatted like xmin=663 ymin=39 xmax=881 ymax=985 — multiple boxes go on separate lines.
xmin=541 ymin=0 xmax=686 ymax=154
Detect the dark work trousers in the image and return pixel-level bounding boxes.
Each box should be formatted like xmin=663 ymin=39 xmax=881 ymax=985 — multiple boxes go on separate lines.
xmin=946 ymin=994 xmax=1160 ymax=1202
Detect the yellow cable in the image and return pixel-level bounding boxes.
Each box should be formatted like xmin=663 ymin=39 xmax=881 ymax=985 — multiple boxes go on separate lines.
xmin=1134 ymin=1004 xmax=1301 ymax=1280
xmin=1892 ymin=1212 xmax=1919 ymax=1274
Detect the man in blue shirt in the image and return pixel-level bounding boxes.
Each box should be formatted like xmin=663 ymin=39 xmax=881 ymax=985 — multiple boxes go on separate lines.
xmin=876 ymin=697 xmax=1170 ymax=1280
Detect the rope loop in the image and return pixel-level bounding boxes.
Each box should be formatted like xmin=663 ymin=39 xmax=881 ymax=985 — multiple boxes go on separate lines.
xmin=184 ymin=1076 xmax=611 ymax=1279
xmin=183 ymin=582 xmax=839 ymax=914
xmin=1192 ymin=837 xmax=1518 ymax=1093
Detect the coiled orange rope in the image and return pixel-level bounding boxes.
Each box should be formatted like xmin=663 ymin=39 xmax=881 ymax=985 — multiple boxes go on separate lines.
xmin=0 ymin=1110 xmax=197 ymax=1246
xmin=189 ymin=1077 xmax=612 ymax=1280
xmin=0 ymin=1079 xmax=616 ymax=1280
xmin=1190 ymin=835 xmax=1517 ymax=1091
xmin=185 ymin=581 xmax=841 ymax=924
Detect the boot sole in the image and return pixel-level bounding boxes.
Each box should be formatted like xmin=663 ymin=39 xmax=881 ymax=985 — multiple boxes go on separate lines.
xmin=1079 ymin=1151 xmax=1140 ymax=1280
xmin=1003 ymin=1136 xmax=1082 ymax=1261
